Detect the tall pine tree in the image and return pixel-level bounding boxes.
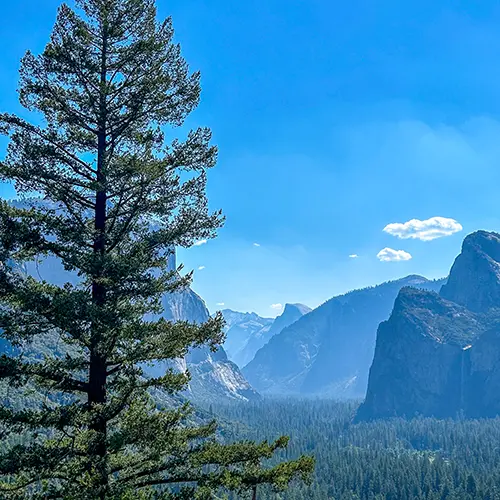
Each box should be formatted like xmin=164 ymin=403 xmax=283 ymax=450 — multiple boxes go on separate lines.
xmin=0 ymin=0 xmax=314 ymax=498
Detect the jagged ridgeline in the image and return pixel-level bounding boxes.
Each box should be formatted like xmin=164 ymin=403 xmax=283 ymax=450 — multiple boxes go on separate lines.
xmin=358 ymin=231 xmax=500 ymax=421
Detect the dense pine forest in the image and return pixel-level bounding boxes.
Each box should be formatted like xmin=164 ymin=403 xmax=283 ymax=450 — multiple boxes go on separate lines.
xmin=215 ymin=399 xmax=500 ymax=500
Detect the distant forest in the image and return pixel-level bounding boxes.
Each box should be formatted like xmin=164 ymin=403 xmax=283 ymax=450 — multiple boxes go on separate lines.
xmin=215 ymin=399 xmax=500 ymax=500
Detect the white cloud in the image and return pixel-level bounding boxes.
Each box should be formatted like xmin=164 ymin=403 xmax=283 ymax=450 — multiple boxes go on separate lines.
xmin=193 ymin=239 xmax=208 ymax=247
xmin=377 ymin=248 xmax=413 ymax=262
xmin=383 ymin=217 xmax=463 ymax=241
xmin=198 ymin=266 xmax=205 ymax=271
xmin=216 ymin=302 xmax=225 ymax=306
xmin=349 ymin=254 xmax=359 ymax=259
xmin=270 ymin=303 xmax=283 ymax=310
xmin=253 ymin=243 xmax=261 ymax=247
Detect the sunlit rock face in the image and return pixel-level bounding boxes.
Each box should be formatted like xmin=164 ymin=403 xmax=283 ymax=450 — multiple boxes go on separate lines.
xmin=357 ymin=231 xmax=500 ymax=421
xmin=145 ymin=285 xmax=260 ymax=403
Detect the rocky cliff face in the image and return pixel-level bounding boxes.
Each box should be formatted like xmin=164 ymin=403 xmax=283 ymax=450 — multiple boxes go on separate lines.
xmin=267 ymin=304 xmax=312 ymax=346
xmin=358 ymin=231 xmax=500 ymax=421
xmin=243 ymin=276 xmax=445 ymax=398
xmin=441 ymin=231 xmax=500 ymax=312
xmin=146 ymin=286 xmax=260 ymax=403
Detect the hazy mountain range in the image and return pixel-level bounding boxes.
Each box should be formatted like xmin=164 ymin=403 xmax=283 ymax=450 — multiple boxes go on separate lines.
xmin=242 ymin=275 xmax=446 ymax=399
xmin=15 ymin=250 xmax=449 ymax=404
xmin=221 ymin=303 xmax=311 ymax=367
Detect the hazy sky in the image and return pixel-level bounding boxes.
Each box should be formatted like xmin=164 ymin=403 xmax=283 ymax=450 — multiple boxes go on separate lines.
xmin=2 ymin=1 xmax=500 ymax=317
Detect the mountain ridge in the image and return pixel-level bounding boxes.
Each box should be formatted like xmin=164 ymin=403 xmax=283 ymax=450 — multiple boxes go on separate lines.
xmin=243 ymin=275 xmax=446 ymax=398
xmin=221 ymin=303 xmax=311 ymax=368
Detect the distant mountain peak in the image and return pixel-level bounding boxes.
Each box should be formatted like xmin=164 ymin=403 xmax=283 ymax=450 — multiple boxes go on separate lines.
xmin=221 ymin=309 xmax=270 ymax=320
xmin=221 ymin=304 xmax=311 ymax=369
xmin=400 ymin=274 xmax=430 ymax=283
xmin=270 ymin=303 xmax=311 ymax=331
xmin=281 ymin=303 xmax=312 ymax=317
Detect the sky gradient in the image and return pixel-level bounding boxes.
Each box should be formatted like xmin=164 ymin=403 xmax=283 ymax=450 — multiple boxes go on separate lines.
xmin=1 ymin=0 xmax=500 ymax=317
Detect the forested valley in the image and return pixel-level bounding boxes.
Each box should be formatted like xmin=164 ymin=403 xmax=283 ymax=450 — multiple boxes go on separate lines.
xmin=215 ymin=399 xmax=500 ymax=500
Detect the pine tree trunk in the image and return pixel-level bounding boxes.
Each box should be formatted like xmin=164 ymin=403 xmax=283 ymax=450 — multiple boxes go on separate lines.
xmin=88 ymin=21 xmax=109 ymax=499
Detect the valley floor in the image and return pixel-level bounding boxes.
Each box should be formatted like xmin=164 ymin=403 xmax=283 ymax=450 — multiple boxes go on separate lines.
xmin=214 ymin=399 xmax=500 ymax=500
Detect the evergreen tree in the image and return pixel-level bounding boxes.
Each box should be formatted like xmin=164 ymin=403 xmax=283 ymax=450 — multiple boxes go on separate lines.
xmin=0 ymin=1 xmax=314 ymax=498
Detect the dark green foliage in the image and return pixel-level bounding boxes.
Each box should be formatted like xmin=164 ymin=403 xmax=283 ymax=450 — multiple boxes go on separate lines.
xmin=0 ymin=0 xmax=313 ymax=498
xmin=217 ymin=399 xmax=500 ymax=499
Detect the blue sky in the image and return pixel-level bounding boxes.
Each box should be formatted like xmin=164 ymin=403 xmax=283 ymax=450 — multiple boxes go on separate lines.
xmin=2 ymin=1 xmax=500 ymax=317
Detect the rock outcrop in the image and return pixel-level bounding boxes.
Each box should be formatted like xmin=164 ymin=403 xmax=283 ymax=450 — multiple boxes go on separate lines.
xmin=145 ymin=286 xmax=261 ymax=403
xmin=440 ymin=231 xmax=500 ymax=312
xmin=243 ymin=276 xmax=445 ymax=398
xmin=357 ymin=231 xmax=500 ymax=421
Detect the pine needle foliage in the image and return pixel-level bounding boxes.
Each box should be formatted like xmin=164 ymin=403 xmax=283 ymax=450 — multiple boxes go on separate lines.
xmin=0 ymin=1 xmax=314 ymax=498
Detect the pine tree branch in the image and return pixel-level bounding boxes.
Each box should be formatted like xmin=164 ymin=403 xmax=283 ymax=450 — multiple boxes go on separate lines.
xmin=129 ymin=474 xmax=199 ymax=489
xmin=0 ymin=278 xmax=93 ymax=346
xmin=0 ymin=474 xmax=71 ymax=494
xmin=0 ymin=114 xmax=96 ymax=180
xmin=36 ymin=73 xmax=98 ymax=135
xmin=0 ymin=355 xmax=89 ymax=393
xmin=106 ymin=181 xmax=148 ymax=252
xmin=107 ymin=317 xmax=225 ymax=365
xmin=106 ymin=49 xmax=172 ymax=110
xmin=0 ymin=403 xmax=83 ymax=432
